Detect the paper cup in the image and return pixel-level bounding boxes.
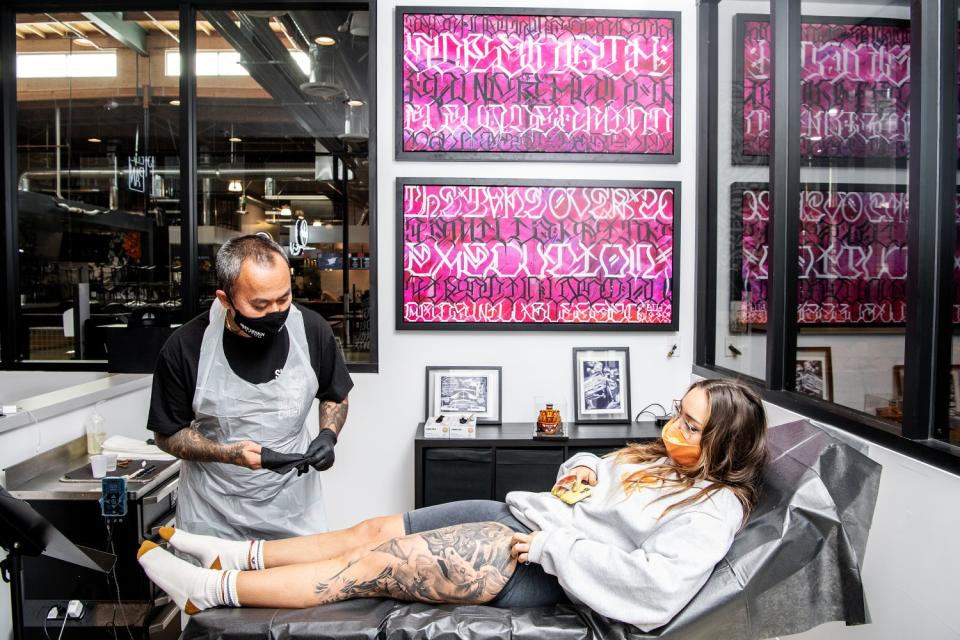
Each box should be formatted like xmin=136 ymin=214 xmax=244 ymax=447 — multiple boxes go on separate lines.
xmin=90 ymin=454 xmax=108 ymax=479
xmin=103 ymin=453 xmax=118 ymax=472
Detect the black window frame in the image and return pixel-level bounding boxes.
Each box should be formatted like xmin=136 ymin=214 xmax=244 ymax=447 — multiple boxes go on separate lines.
xmin=0 ymin=0 xmax=379 ymax=373
xmin=695 ymin=0 xmax=960 ymax=475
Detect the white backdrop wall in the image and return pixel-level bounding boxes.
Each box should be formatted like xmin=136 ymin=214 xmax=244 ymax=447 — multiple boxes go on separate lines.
xmin=319 ymin=0 xmax=702 ymax=529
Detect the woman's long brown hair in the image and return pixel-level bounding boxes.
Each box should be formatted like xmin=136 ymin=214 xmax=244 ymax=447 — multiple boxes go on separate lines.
xmin=613 ymin=378 xmax=768 ymax=527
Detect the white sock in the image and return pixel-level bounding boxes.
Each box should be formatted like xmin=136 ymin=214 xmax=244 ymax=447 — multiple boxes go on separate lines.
xmin=137 ymin=541 xmax=240 ymax=613
xmin=160 ymin=527 xmax=263 ymax=571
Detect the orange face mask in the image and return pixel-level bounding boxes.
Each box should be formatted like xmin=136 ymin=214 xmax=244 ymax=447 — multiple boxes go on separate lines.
xmin=661 ymin=419 xmax=701 ymax=467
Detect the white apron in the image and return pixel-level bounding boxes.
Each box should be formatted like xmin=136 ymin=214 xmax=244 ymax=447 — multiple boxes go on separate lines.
xmin=176 ymin=301 xmax=326 ymax=540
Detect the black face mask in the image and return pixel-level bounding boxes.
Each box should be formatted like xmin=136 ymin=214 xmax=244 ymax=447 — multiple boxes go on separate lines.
xmin=228 ymin=298 xmax=290 ymax=340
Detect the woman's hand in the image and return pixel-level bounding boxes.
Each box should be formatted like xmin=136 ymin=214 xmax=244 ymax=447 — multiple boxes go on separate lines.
xmin=555 ymin=464 xmax=597 ymax=490
xmin=511 ymin=531 xmax=540 ymax=565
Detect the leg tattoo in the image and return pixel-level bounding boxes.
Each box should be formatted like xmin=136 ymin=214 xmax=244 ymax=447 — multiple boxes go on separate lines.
xmin=312 ymin=521 xmax=517 ymax=606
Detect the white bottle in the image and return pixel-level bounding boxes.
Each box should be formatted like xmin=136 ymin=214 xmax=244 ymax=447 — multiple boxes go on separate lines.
xmin=85 ymin=404 xmax=107 ymax=455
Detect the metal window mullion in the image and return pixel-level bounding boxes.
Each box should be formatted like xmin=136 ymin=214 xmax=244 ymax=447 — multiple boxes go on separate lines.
xmin=0 ymin=6 xmax=19 ymax=365
xmin=903 ymin=0 xmax=957 ymax=440
xmin=765 ymin=0 xmax=801 ymax=390
xmin=695 ymin=0 xmax=719 ymax=367
xmin=180 ymin=2 xmax=198 ymax=320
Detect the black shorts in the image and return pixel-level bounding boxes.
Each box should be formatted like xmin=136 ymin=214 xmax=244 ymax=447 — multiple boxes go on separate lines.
xmin=403 ymin=500 xmax=570 ymax=608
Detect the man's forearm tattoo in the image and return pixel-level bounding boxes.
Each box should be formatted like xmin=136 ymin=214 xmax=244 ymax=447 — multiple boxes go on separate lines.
xmin=312 ymin=522 xmax=517 ymax=606
xmin=155 ymin=428 xmax=244 ymax=465
xmin=320 ymin=397 xmax=349 ymax=435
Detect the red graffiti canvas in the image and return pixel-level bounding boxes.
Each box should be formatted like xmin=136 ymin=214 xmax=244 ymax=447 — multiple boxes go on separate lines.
xmin=398 ymin=9 xmax=679 ymax=161
xmin=399 ymin=180 xmax=679 ymax=329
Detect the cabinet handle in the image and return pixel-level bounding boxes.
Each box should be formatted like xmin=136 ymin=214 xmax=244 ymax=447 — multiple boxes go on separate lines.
xmin=142 ymin=478 xmax=178 ymax=505
xmin=150 ymin=514 xmax=176 ymax=538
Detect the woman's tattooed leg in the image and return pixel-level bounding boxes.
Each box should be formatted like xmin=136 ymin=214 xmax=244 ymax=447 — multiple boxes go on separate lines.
xmin=235 ymin=521 xmax=518 ymax=608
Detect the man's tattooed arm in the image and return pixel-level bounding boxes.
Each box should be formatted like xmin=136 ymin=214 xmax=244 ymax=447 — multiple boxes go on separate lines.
xmin=319 ymin=396 xmax=349 ymax=436
xmin=312 ymin=522 xmax=517 ymax=606
xmin=154 ymin=428 xmax=248 ymax=466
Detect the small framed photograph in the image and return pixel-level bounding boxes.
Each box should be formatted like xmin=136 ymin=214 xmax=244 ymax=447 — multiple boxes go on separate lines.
xmin=573 ymin=348 xmax=631 ymax=424
xmin=425 ymin=366 xmax=502 ymax=424
xmin=795 ymin=347 xmax=833 ymax=402
xmin=895 ymin=364 xmax=960 ymax=415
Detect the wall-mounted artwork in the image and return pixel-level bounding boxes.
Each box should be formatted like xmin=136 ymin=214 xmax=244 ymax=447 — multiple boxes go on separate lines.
xmin=398 ymin=179 xmax=679 ymax=330
xmin=733 ymin=14 xmax=911 ymax=166
xmin=729 ymin=183 xmax=960 ymax=331
xmin=397 ymin=8 xmax=680 ymax=162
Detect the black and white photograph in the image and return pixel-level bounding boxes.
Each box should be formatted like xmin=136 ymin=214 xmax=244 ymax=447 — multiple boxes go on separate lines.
xmin=425 ymin=366 xmax=502 ymax=424
xmin=439 ymin=375 xmax=488 ymax=414
xmin=573 ymin=348 xmax=631 ymax=424
xmin=796 ymin=347 xmax=833 ymax=402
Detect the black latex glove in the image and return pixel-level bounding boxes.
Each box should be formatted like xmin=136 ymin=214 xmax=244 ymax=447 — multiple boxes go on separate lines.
xmin=302 ymin=429 xmax=338 ymax=473
xmin=260 ymin=447 xmax=306 ymax=475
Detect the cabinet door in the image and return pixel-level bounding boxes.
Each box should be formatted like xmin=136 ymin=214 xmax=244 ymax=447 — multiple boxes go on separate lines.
xmin=495 ymin=448 xmax=564 ymax=501
xmin=423 ymin=448 xmax=493 ymax=506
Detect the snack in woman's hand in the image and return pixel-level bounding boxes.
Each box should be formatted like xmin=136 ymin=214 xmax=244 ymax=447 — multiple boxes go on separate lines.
xmin=551 ymin=474 xmax=593 ymax=505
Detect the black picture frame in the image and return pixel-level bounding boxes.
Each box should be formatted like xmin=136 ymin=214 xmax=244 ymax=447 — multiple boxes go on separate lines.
xmin=396 ymin=177 xmax=681 ymax=332
xmin=396 ymin=6 xmax=681 ymax=163
xmin=424 ymin=365 xmax=503 ymax=425
xmin=731 ymin=13 xmax=911 ymax=169
xmin=573 ymin=347 xmax=631 ymax=424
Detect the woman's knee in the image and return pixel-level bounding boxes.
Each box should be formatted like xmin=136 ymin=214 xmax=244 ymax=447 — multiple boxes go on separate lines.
xmin=352 ymin=514 xmax=404 ymax=547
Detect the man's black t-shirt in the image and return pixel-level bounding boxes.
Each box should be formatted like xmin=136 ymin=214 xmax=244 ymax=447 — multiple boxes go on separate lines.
xmin=147 ymin=303 xmax=353 ymax=436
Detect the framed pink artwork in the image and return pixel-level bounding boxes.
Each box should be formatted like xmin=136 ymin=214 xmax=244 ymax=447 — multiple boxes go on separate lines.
xmin=398 ymin=179 xmax=680 ymax=330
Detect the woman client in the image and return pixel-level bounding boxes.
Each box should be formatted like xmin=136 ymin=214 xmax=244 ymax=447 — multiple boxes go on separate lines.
xmin=137 ymin=378 xmax=768 ymax=631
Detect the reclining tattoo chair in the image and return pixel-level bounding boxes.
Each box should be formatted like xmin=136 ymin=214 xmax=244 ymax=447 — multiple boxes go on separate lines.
xmin=182 ymin=420 xmax=881 ymax=640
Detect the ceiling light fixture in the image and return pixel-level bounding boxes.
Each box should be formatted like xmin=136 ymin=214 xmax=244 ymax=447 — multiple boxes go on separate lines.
xmin=314 ymin=36 xmax=336 ymax=46
xmin=228 ymin=179 xmax=243 ymax=192
xmin=169 ymin=99 xmax=181 ymax=106
xmin=346 ymin=99 xmax=364 ymax=107
xmin=228 ymin=136 xmax=242 ymax=143
xmin=88 ymin=137 xmax=102 ymax=143
xmin=280 ymin=204 xmax=293 ymax=217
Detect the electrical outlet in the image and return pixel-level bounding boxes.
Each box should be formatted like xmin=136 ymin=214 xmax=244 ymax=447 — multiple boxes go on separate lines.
xmin=666 ymin=342 xmax=681 ymax=358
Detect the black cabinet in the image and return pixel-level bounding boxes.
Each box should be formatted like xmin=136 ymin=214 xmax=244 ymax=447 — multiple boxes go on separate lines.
xmin=423 ymin=449 xmax=493 ymax=506
xmin=495 ymin=448 xmax=564 ymax=501
xmin=415 ymin=422 xmax=660 ymax=508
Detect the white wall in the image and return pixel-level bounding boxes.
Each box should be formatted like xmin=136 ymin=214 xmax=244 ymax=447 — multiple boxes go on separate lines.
xmin=320 ymin=0 xmax=700 ymax=529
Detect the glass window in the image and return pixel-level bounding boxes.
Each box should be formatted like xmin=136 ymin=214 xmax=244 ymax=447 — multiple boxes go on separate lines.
xmin=16 ymin=11 xmax=181 ymax=362
xmin=792 ymin=1 xmax=909 ymax=429
xmin=714 ymin=0 xmax=771 ymax=380
xmin=195 ymin=9 xmax=372 ymax=364
xmin=17 ymin=51 xmax=118 ymax=78
xmin=948 ymin=6 xmax=960 ymax=448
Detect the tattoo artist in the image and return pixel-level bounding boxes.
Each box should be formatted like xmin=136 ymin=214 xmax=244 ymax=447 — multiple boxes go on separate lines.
xmin=146 ymin=233 xmax=353 ymax=540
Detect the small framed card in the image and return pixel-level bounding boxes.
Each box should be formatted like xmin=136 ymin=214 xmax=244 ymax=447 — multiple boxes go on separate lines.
xmin=425 ymin=366 xmax=502 ymax=425
xmin=573 ymin=348 xmax=631 ymax=424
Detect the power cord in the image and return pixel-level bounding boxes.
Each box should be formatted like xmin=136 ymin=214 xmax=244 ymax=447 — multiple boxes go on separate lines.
xmin=634 ymin=402 xmax=671 ymax=427
xmin=104 ymin=520 xmax=135 ymax=640
xmin=56 ymin=611 xmax=68 ymax=640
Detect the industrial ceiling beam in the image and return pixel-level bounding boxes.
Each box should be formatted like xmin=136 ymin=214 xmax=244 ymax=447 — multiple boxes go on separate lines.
xmin=81 ymin=12 xmax=147 ymax=56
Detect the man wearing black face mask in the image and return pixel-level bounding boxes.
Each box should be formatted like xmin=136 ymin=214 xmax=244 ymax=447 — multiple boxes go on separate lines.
xmin=146 ymin=233 xmax=353 ymax=540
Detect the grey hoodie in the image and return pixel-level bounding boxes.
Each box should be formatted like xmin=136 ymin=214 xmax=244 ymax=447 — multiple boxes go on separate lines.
xmin=505 ymin=452 xmax=742 ymax=631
